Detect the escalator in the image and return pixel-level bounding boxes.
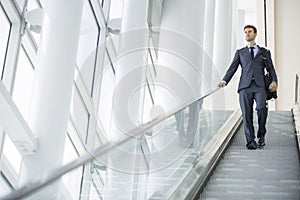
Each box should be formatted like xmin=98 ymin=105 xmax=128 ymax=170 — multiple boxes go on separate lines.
xmin=197 ymin=111 xmax=300 ymax=200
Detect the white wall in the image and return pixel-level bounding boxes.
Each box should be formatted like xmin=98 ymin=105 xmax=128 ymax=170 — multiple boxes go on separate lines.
xmin=274 ymin=0 xmax=300 ymax=110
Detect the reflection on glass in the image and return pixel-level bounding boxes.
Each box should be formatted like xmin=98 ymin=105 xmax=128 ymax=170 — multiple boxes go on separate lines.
xmin=175 ymin=100 xmax=203 ymax=148
xmin=0 ymin=6 xmax=11 ymax=78
xmin=12 ymin=47 xmax=34 ymax=121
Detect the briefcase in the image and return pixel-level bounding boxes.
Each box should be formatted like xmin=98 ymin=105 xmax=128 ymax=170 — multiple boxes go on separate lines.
xmin=265 ymin=72 xmax=277 ymax=100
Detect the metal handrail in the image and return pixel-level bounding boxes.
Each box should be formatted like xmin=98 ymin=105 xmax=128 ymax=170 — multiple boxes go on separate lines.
xmin=1 ymin=85 xmax=223 ymax=199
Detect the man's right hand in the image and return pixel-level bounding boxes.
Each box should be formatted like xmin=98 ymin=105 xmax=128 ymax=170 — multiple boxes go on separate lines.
xmin=218 ymin=81 xmax=226 ymax=87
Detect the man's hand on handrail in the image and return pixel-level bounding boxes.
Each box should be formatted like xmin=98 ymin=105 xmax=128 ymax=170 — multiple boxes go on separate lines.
xmin=218 ymin=81 xmax=227 ymax=87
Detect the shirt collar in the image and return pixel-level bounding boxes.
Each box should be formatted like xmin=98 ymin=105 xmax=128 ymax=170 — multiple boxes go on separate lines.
xmin=247 ymin=44 xmax=258 ymax=49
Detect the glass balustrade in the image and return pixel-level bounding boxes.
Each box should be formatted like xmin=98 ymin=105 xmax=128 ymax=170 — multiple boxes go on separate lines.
xmin=1 ymin=78 xmax=240 ymax=200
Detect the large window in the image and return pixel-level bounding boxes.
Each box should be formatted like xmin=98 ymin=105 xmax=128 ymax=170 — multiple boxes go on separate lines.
xmin=70 ymin=86 xmax=90 ymax=143
xmin=0 ymin=172 xmax=12 ymax=197
xmin=76 ymin=0 xmax=100 ymax=95
xmin=108 ymin=0 xmax=123 ymax=19
xmin=14 ymin=0 xmax=25 ymax=11
xmin=2 ymin=135 xmax=22 ymax=175
xmin=26 ymin=0 xmax=42 ymax=45
xmin=12 ymin=46 xmax=35 ymax=121
xmin=14 ymin=0 xmax=42 ymax=47
xmin=0 ymin=5 xmax=11 ymax=79
xmin=62 ymin=131 xmax=82 ymax=199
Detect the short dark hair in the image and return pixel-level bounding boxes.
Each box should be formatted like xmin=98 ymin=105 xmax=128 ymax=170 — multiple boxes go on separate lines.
xmin=244 ymin=25 xmax=257 ymax=33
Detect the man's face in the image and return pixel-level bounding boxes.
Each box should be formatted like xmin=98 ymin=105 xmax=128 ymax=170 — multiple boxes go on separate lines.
xmin=244 ymin=28 xmax=257 ymax=42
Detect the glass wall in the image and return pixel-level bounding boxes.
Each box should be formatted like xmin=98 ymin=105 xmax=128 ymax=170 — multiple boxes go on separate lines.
xmin=76 ymin=0 xmax=100 ymax=95
xmin=0 ymin=0 xmax=265 ymax=198
xmin=26 ymin=0 xmax=42 ymax=44
xmin=0 ymin=78 xmax=241 ymax=199
xmin=0 ymin=0 xmax=106 ymax=196
xmin=0 ymin=1 xmax=23 ymax=195
xmin=12 ymin=46 xmax=34 ymax=121
xmin=0 ymin=4 xmax=11 ymax=79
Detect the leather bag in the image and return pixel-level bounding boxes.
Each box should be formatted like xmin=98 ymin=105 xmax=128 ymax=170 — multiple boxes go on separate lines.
xmin=264 ymin=72 xmax=277 ymax=100
xmin=261 ymin=47 xmax=278 ymax=100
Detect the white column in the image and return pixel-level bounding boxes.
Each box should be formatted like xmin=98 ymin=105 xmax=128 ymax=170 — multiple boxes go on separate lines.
xmin=157 ymin=0 xmax=206 ymax=108
xmin=110 ymin=0 xmax=149 ymax=139
xmin=213 ymin=0 xmax=233 ymax=83
xmin=146 ymin=0 xmax=206 ymax=196
xmin=202 ymin=0 xmax=216 ymax=91
xmin=236 ymin=10 xmax=246 ymax=49
xmin=265 ymin=0 xmax=276 ymax=110
xmin=19 ymin=0 xmax=84 ymax=193
xmin=104 ymin=0 xmax=149 ymax=199
xmin=231 ymin=0 xmax=239 ymax=53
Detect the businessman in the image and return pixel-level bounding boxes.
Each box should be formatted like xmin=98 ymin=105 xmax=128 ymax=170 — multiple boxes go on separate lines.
xmin=218 ymin=25 xmax=278 ymax=150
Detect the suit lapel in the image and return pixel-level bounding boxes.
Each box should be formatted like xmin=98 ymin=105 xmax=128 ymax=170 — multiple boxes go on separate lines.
xmin=254 ymin=45 xmax=261 ymax=60
xmin=241 ymin=47 xmax=252 ymax=60
xmin=244 ymin=45 xmax=261 ymax=60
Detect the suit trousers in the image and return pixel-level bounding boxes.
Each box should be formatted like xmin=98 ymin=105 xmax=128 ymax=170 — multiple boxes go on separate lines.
xmin=239 ymin=80 xmax=268 ymax=144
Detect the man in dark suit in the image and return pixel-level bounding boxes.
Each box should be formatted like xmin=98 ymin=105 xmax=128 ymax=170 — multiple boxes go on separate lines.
xmin=218 ymin=25 xmax=278 ymax=150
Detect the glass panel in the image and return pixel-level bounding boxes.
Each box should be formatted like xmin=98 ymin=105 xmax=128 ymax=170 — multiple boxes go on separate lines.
xmin=0 ymin=79 xmax=240 ymax=199
xmin=97 ymin=51 xmax=115 ymax=136
xmin=90 ymin=161 xmax=105 ymax=198
xmin=67 ymin=121 xmax=86 ymax=156
xmin=0 ymin=6 xmax=11 ymax=78
xmin=0 ymin=173 xmax=12 ymax=197
xmin=99 ymin=0 xmax=104 ymax=8
xmin=27 ymin=0 xmax=40 ymax=13
xmin=26 ymin=0 xmax=41 ymax=43
xmin=76 ymin=1 xmax=99 ymax=94
xmin=0 ymin=130 xmax=3 ymax=157
xmin=61 ymin=166 xmax=82 ymax=199
xmin=14 ymin=0 xmax=25 ymax=11
xmin=147 ymin=0 xmax=163 ymax=30
xmin=61 ymin=136 xmax=82 ymax=200
xmin=89 ymin=183 xmax=102 ymax=199
xmin=70 ymin=86 xmax=89 ymax=143
xmin=12 ymin=46 xmax=34 ymax=121
xmin=108 ymin=0 xmax=123 ymax=19
xmin=94 ymin=132 xmax=101 ymax=148
xmin=2 ymin=136 xmax=22 ymax=174
xmin=62 ymin=135 xmax=79 ymax=165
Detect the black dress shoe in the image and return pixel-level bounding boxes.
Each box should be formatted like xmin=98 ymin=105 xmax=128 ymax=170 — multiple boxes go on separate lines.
xmin=258 ymin=137 xmax=265 ymax=147
xmin=246 ymin=141 xmax=257 ymax=150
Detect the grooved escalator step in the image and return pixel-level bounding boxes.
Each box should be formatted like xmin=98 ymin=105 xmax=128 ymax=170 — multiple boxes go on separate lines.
xmin=199 ymin=111 xmax=300 ymax=200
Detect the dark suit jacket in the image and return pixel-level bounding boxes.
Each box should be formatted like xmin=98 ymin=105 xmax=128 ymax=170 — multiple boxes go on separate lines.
xmin=223 ymin=46 xmax=278 ymax=92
